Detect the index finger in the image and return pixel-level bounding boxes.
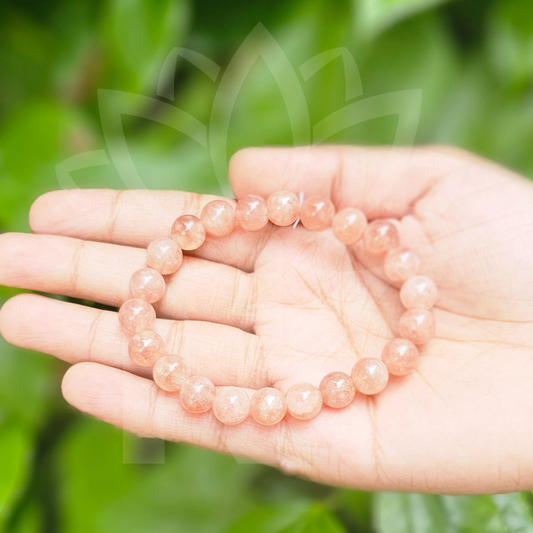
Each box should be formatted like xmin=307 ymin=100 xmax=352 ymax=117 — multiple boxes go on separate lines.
xmin=29 ymin=189 xmax=270 ymax=272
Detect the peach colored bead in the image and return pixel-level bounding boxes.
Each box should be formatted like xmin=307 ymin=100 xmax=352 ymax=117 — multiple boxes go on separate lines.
xmin=363 ymin=219 xmax=400 ymax=254
xmin=300 ymin=196 xmax=335 ymax=231
xmin=332 ymin=207 xmax=367 ymax=244
xmin=153 ymin=354 xmax=190 ymax=392
xmin=212 ymin=387 xmax=250 ymax=425
xmin=235 ymin=195 xmax=269 ymax=231
xmin=319 ymin=372 xmax=356 ymax=408
xmin=381 ymin=338 xmax=419 ymax=376
xmin=119 ymin=299 xmax=156 ymax=335
xmin=200 ymin=200 xmax=236 ymax=237
xmin=286 ymin=383 xmax=323 ymax=420
xmin=129 ymin=268 xmax=166 ymax=303
xmin=384 ymin=247 xmax=420 ymax=282
xmin=171 ymin=215 xmax=206 ymax=250
xmin=267 ymin=190 xmax=300 ymax=226
xmin=250 ymin=387 xmax=287 ymax=425
xmin=400 ymin=275 xmax=438 ymax=310
xmin=128 ymin=330 xmax=166 ymax=367
xmin=351 ymin=358 xmax=389 ymax=395
xmin=179 ymin=376 xmax=216 ymax=413
xmin=398 ymin=308 xmax=436 ymax=345
xmin=146 ymin=238 xmax=183 ymax=275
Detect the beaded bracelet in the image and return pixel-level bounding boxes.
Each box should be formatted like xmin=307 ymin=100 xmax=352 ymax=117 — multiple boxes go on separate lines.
xmin=119 ymin=191 xmax=437 ymax=426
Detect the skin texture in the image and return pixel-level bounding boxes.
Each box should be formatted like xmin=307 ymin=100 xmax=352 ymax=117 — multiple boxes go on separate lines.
xmin=0 ymin=145 xmax=532 ymax=494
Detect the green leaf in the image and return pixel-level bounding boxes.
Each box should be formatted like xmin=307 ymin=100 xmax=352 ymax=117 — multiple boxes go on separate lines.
xmin=101 ymin=0 xmax=190 ymax=94
xmin=355 ymin=0 xmax=453 ymax=38
xmin=226 ymin=502 xmax=347 ymax=533
xmin=0 ymin=332 xmax=59 ymax=428
xmin=336 ymin=490 xmax=373 ymax=531
xmin=349 ymin=13 xmax=458 ymax=145
xmin=374 ymin=493 xmax=448 ymax=533
xmin=98 ymin=444 xmax=260 ymax=533
xmin=0 ymin=10 xmax=56 ymax=114
xmin=1 ymin=101 xmax=67 ymax=183
xmin=487 ymin=0 xmax=533 ymax=90
xmin=6 ymin=497 xmax=43 ymax=533
xmin=0 ymin=100 xmax=98 ymax=232
xmin=225 ymin=502 xmax=312 ymax=533
xmin=56 ymin=418 xmax=137 ymax=533
xmin=0 ymin=421 xmax=33 ymax=528
xmin=375 ymin=492 xmax=533 ymax=533
xmin=492 ymin=493 xmax=533 ymax=533
xmin=441 ymin=494 xmax=509 ymax=533
xmin=282 ymin=503 xmax=347 ymax=533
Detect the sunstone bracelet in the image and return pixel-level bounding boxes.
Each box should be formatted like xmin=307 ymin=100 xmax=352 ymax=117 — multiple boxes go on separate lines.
xmin=119 ymin=191 xmax=437 ymax=426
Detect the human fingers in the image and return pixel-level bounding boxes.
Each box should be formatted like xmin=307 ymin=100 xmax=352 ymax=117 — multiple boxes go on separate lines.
xmin=0 ymin=233 xmax=256 ymax=331
xmin=229 ymin=145 xmax=477 ymax=218
xmin=0 ymin=294 xmax=266 ymax=388
xmin=29 ymin=189 xmax=271 ymax=272
xmin=61 ymin=361 xmax=374 ymax=487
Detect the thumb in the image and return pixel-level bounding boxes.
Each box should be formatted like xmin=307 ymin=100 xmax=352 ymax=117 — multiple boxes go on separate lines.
xmin=229 ymin=145 xmax=472 ymax=219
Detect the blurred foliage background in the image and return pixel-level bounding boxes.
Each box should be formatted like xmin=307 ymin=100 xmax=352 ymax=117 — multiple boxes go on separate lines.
xmin=0 ymin=0 xmax=533 ymax=531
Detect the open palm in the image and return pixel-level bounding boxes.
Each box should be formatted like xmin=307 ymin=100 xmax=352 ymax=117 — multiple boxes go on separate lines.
xmin=1 ymin=145 xmax=532 ymax=494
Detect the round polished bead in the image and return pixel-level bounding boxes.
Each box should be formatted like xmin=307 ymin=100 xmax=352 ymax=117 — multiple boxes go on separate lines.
xmin=171 ymin=215 xmax=206 ymax=250
xmin=319 ymin=372 xmax=356 ymax=408
xmin=381 ymin=338 xmax=419 ymax=376
xmin=200 ymin=200 xmax=236 ymax=237
xmin=179 ymin=376 xmax=216 ymax=413
xmin=235 ymin=195 xmax=269 ymax=231
xmin=286 ymin=382 xmax=323 ymax=420
xmin=384 ymin=247 xmax=420 ymax=282
xmin=363 ymin=219 xmax=400 ymax=254
xmin=129 ymin=268 xmax=166 ymax=303
xmin=152 ymin=354 xmax=190 ymax=392
xmin=351 ymin=358 xmax=389 ymax=395
xmin=147 ymin=238 xmax=183 ymax=275
xmin=300 ymin=196 xmax=335 ymax=231
xmin=400 ymin=275 xmax=438 ymax=310
xmin=212 ymin=387 xmax=250 ymax=425
xmin=332 ymin=207 xmax=367 ymax=244
xmin=267 ymin=190 xmax=300 ymax=227
xmin=128 ymin=330 xmax=166 ymax=367
xmin=250 ymin=387 xmax=287 ymax=425
xmin=119 ymin=298 xmax=156 ymax=335
xmin=398 ymin=308 xmax=436 ymax=345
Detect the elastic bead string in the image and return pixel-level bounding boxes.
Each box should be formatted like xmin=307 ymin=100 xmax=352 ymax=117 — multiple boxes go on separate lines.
xmin=119 ymin=190 xmax=438 ymax=426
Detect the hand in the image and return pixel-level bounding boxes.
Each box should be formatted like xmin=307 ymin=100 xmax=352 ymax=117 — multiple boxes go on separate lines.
xmin=1 ymin=145 xmax=532 ymax=494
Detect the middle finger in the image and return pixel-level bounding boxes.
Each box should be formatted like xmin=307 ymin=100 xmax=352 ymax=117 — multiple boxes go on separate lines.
xmin=0 ymin=232 xmax=256 ymax=332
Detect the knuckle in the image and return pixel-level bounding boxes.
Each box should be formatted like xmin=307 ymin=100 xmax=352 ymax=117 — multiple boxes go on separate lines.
xmin=183 ymin=193 xmax=205 ymax=217
xmin=143 ymin=383 xmax=164 ymax=438
xmin=70 ymin=240 xmax=87 ymax=292
xmin=247 ymin=337 xmax=267 ymax=388
xmin=234 ymin=272 xmax=256 ymax=331
xmin=107 ymin=190 xmax=125 ymax=240
xmin=85 ymin=309 xmax=104 ymax=363
xmin=168 ymin=320 xmax=185 ymax=356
